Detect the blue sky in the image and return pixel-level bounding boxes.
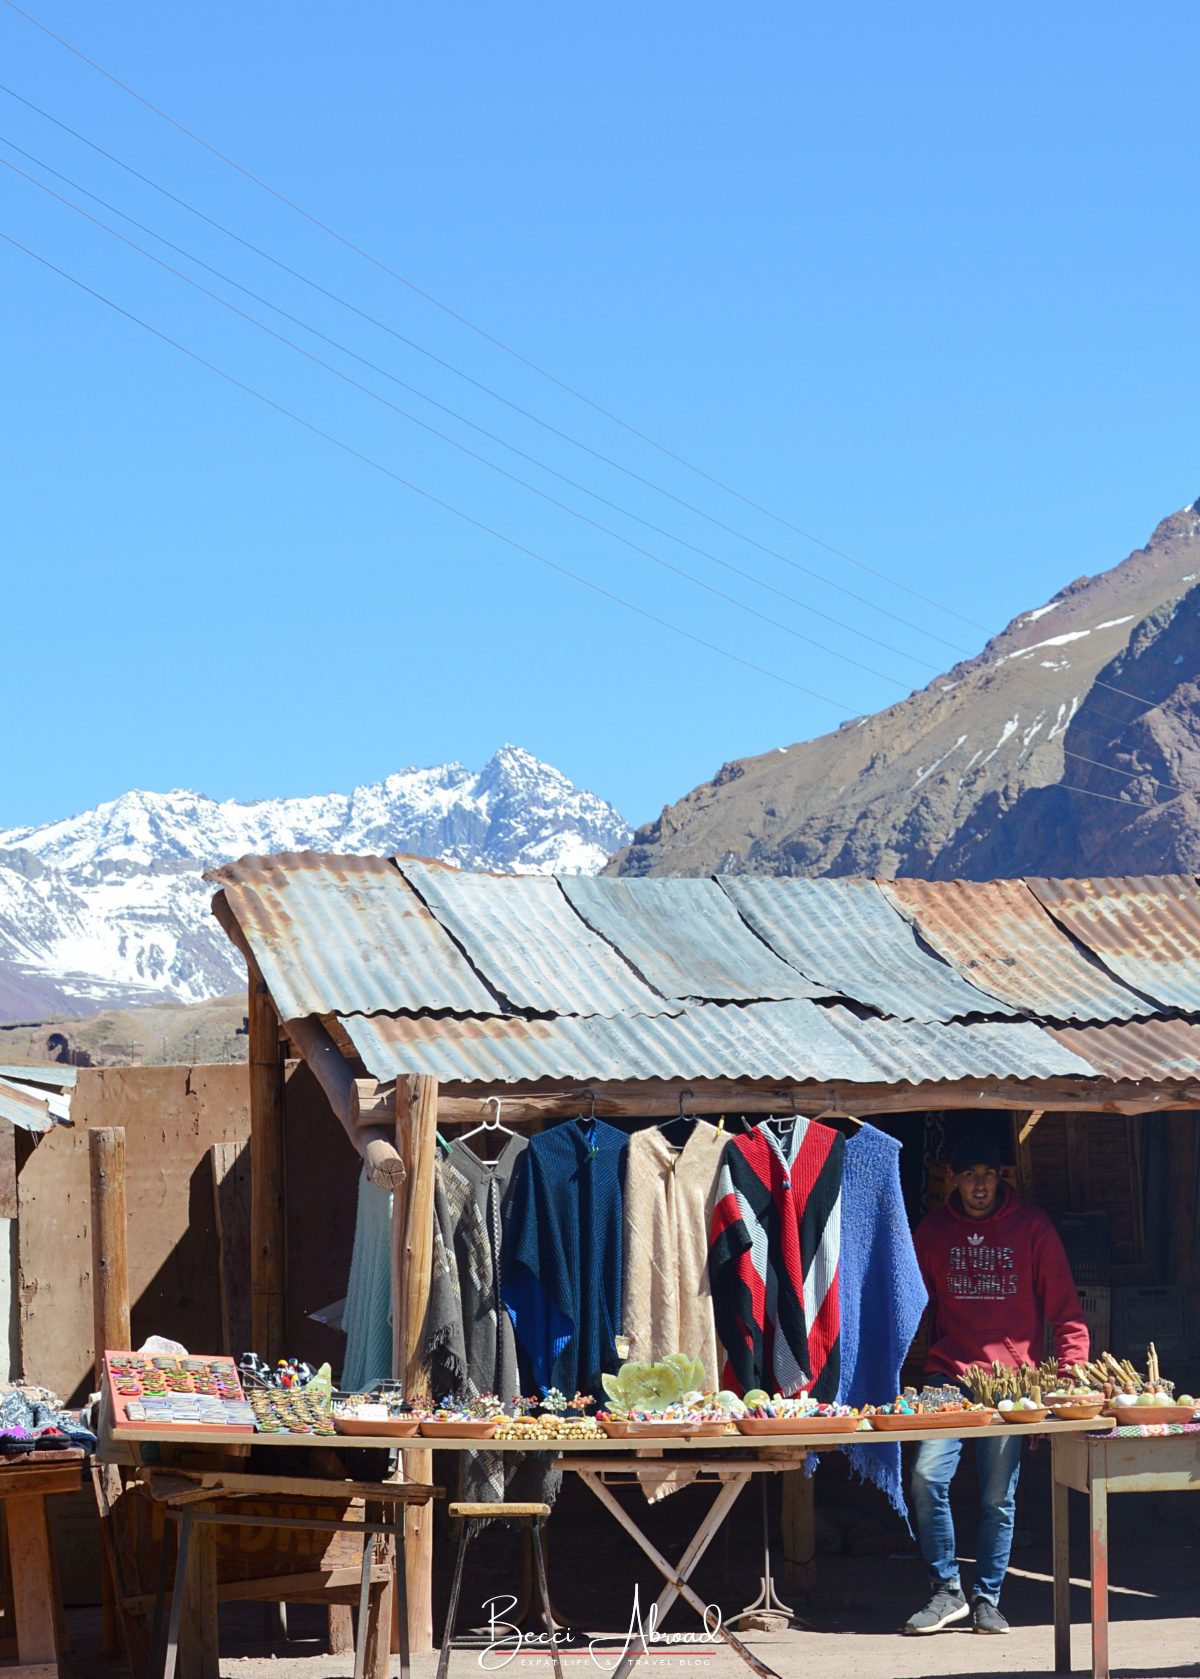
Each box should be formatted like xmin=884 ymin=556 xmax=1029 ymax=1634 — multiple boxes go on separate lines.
xmin=3 ymin=2 xmax=1198 ymax=830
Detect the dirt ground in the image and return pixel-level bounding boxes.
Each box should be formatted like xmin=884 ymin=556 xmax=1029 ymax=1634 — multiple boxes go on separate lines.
xmin=66 ymin=1448 xmax=1200 ymax=1679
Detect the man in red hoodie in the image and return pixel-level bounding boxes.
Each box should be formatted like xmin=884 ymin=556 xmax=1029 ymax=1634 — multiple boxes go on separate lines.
xmin=903 ymin=1135 xmax=1088 ymax=1638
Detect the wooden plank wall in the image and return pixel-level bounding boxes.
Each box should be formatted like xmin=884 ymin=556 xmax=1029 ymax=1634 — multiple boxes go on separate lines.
xmin=17 ymin=1061 xmax=360 ymax=1403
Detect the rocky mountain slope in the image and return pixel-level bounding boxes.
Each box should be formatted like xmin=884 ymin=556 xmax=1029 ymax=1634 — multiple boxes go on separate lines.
xmin=0 ymin=747 xmax=629 ymax=1019
xmin=611 ymin=500 xmax=1200 ymax=880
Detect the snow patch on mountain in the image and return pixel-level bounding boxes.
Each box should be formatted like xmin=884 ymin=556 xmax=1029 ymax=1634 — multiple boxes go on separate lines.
xmin=0 ymin=747 xmax=630 ymax=1018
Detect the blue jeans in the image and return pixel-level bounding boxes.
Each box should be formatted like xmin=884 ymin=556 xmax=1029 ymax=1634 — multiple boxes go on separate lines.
xmin=910 ymin=1433 xmax=1023 ymax=1605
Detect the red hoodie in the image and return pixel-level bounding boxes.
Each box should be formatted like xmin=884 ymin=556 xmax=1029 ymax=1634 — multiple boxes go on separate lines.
xmin=914 ymin=1185 xmax=1089 ymax=1378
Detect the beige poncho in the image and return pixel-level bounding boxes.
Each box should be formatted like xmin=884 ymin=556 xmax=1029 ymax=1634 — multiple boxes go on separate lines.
xmin=621 ymin=1123 xmax=726 ymax=1391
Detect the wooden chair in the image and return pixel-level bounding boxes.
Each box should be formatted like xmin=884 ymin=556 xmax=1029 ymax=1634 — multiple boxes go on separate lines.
xmin=437 ymin=1501 xmax=561 ymax=1679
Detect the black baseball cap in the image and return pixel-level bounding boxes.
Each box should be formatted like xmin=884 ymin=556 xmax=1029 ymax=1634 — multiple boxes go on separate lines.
xmin=949 ymin=1134 xmax=1004 ymax=1174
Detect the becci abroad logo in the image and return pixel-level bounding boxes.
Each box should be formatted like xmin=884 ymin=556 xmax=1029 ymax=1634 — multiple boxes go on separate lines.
xmin=479 ymin=1586 xmax=722 ymax=1669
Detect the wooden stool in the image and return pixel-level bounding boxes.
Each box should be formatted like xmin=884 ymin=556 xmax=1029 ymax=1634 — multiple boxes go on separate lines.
xmin=437 ymin=1502 xmax=561 ymax=1679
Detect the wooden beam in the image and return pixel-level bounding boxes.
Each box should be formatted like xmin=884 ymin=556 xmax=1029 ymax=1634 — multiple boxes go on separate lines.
xmin=88 ymin=1128 xmax=131 ymax=1383
xmin=422 ymin=1078 xmax=1200 ymax=1122
xmin=284 ymin=1015 xmax=405 ymax=1188
xmin=248 ymin=956 xmax=287 ymax=1361
xmin=395 ymin=1074 xmax=438 ymax=1658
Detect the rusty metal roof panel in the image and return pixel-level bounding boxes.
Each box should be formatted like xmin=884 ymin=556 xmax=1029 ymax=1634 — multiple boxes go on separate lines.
xmin=560 ymin=875 xmax=830 ymax=1002
xmin=207 ymin=853 xmax=501 ymax=1021
xmin=0 ymin=1075 xmax=55 ymax=1133
xmin=398 ymin=860 xmax=666 ymax=1017
xmin=718 ymin=876 xmax=1014 ymax=1022
xmin=1027 ymin=875 xmax=1200 ymax=1012
xmin=340 ymin=999 xmax=1092 ymax=1086
xmin=1046 ymin=1018 xmax=1200 ymax=1083
xmin=879 ymin=878 xmax=1152 ymax=1022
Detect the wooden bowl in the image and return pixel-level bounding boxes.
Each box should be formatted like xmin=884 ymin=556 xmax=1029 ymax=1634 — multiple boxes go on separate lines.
xmin=997 ymin=1406 xmax=1049 ymax=1425
xmin=684 ymin=1420 xmax=737 ymax=1437
xmin=335 ymin=1416 xmax=420 ymax=1438
xmin=1049 ymin=1402 xmax=1108 ymax=1422
xmin=622 ymin=1420 xmax=690 ymax=1437
xmin=736 ymin=1414 xmax=862 ymax=1437
xmin=418 ymin=1420 xmax=498 ymax=1439
xmin=598 ymin=1419 xmax=630 ymax=1437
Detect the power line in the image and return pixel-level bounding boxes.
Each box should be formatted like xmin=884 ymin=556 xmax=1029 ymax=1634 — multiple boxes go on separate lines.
xmin=0 ymin=12 xmax=987 ymax=638
xmin=0 ymin=134 xmax=946 ymax=683
xmin=0 ymin=226 xmax=866 ymax=716
xmin=2 ymin=154 xmax=926 ymax=693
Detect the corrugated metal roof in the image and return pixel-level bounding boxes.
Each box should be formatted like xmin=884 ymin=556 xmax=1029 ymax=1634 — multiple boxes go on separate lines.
xmin=819 ymin=1006 xmax=1094 ymax=1084
xmin=207 ymin=853 xmax=501 ymax=1021
xmin=0 ymin=1064 xmax=76 ymax=1089
xmin=561 ymin=875 xmax=829 ymax=1002
xmin=0 ymin=1075 xmax=55 ymax=1133
xmin=340 ymin=999 xmax=1092 ymax=1087
xmin=1028 ymin=876 xmax=1200 ymax=1012
xmin=398 ymin=860 xmax=667 ymax=1018
xmin=879 ymin=878 xmax=1151 ymax=1022
xmin=1046 ymin=1018 xmax=1200 ymax=1083
xmin=718 ymin=876 xmax=1014 ymax=1022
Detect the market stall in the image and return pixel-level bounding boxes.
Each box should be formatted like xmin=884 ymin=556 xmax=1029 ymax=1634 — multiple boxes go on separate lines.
xmin=200 ymin=856 xmax=1200 ymax=1660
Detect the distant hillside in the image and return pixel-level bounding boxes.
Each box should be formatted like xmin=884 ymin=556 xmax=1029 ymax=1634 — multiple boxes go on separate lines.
xmin=611 ymin=500 xmax=1200 ymax=880
xmin=0 ymin=994 xmax=248 ymax=1068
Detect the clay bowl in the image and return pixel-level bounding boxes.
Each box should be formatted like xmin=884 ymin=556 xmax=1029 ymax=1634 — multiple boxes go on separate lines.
xmin=736 ymin=1414 xmax=862 ymax=1437
xmin=418 ymin=1420 xmax=498 ymax=1439
xmin=997 ymin=1406 xmax=1050 ymax=1425
xmin=1109 ymin=1403 xmax=1196 ymax=1426
xmin=335 ymin=1416 xmax=420 ymax=1438
xmin=683 ymin=1420 xmax=737 ymax=1437
xmin=868 ymin=1409 xmax=994 ymax=1433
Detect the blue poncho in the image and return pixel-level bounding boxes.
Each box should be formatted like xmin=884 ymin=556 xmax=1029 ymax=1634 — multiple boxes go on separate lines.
xmin=836 ymin=1123 xmax=927 ymax=1524
xmin=502 ymin=1118 xmax=627 ymax=1399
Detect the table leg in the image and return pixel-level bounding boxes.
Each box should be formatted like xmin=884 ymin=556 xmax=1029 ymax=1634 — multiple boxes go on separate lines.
xmin=6 ymin=1492 xmax=60 ymax=1669
xmin=1052 ymin=1459 xmax=1071 ymax=1673
xmin=162 ymin=1512 xmax=193 ymax=1679
xmin=394 ymin=1507 xmax=411 ymax=1679
xmin=576 ymin=1472 xmax=781 ymax=1679
xmin=1089 ymin=1475 xmax=1109 ymax=1679
xmin=352 ymin=1517 xmax=374 ymax=1679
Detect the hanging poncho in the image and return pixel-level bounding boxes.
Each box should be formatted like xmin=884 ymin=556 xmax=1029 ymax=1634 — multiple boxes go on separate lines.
xmin=427 ymin=1135 xmax=527 ymax=1405
xmin=622 ymin=1124 xmax=725 ymax=1392
xmin=708 ymin=1119 xmax=844 ymax=1401
xmin=502 ymin=1118 xmax=627 ymax=1399
xmin=834 ymin=1123 xmax=928 ymax=1524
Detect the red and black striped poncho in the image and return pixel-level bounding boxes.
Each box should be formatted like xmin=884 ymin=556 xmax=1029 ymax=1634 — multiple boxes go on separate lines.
xmin=708 ymin=1119 xmax=845 ymax=1401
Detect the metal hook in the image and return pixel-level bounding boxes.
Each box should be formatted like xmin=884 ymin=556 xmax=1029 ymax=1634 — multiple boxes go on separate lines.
xmin=777 ymin=1088 xmax=798 ymax=1118
xmin=577 ymin=1087 xmax=597 ymax=1121
xmin=678 ymin=1087 xmax=695 ymax=1120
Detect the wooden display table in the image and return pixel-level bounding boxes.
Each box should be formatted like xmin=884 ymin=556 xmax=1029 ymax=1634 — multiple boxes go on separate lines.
xmin=0 ymin=1448 xmax=84 ymax=1679
xmin=1051 ymin=1423 xmax=1200 ymax=1679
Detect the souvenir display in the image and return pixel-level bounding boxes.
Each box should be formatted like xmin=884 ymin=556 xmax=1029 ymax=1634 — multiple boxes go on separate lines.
xmin=105 ymin=1352 xmax=254 ymax=1432
xmin=248 ymin=1389 xmax=336 ymax=1436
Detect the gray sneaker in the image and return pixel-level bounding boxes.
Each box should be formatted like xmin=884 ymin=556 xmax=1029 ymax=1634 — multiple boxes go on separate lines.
xmin=903 ymin=1584 xmax=969 ymax=1634
xmin=972 ymin=1598 xmax=1009 ymax=1634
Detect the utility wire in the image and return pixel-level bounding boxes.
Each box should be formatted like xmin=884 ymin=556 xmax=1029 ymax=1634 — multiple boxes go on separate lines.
xmin=0 ymin=49 xmax=980 ymax=648
xmin=0 ymin=134 xmax=945 ymax=681
xmin=2 ymin=154 xmax=925 ymax=693
xmin=0 ymin=226 xmax=869 ymax=716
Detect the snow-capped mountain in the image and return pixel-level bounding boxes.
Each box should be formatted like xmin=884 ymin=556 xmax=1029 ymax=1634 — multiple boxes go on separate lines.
xmin=0 ymin=747 xmax=630 ymax=1019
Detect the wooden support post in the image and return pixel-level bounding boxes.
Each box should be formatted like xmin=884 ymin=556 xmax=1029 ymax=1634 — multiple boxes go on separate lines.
xmin=89 ymin=1128 xmax=131 ymax=1382
xmin=89 ymin=1127 xmax=132 ymax=1659
xmin=1013 ymin=1109 xmax=1043 ymax=1200
xmin=210 ymin=1141 xmax=252 ymax=1357
xmin=394 ymin=1074 xmax=438 ymax=1658
xmin=1164 ymin=1111 xmax=1198 ymax=1288
xmin=780 ymin=1472 xmax=816 ymax=1597
xmin=248 ymin=957 xmax=287 ymax=1361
